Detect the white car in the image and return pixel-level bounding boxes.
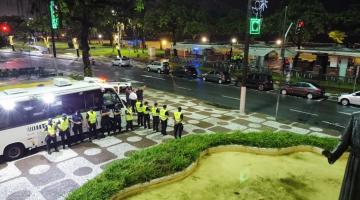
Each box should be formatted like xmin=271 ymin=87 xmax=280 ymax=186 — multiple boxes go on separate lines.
xmin=338 ymin=91 xmax=360 ymax=106
xmin=112 ymin=57 xmax=131 ymax=67
xmin=146 ymin=61 xmax=170 ymax=74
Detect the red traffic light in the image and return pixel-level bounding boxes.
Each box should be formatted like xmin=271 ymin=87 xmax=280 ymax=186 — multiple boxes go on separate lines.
xmin=297 ymin=20 xmax=304 ymax=28
xmin=0 ymin=24 xmax=10 ymax=33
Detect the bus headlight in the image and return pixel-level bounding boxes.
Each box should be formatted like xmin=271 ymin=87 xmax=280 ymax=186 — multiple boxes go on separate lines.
xmin=42 ymin=93 xmax=55 ymax=104
xmin=0 ymin=100 xmax=15 ymax=110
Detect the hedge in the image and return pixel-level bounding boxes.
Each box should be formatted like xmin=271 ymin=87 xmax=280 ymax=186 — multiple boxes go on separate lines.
xmin=66 ymin=131 xmax=339 ymax=200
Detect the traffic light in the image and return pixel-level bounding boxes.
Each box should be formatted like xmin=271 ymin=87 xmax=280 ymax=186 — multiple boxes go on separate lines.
xmin=0 ymin=24 xmax=10 ymax=33
xmin=249 ymin=18 xmax=262 ymax=35
xmin=295 ymin=20 xmax=304 ymax=34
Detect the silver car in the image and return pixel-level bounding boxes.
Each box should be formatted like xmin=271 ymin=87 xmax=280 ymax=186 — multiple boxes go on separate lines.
xmin=112 ymin=57 xmax=131 ymax=67
xmin=338 ymin=91 xmax=360 ymax=106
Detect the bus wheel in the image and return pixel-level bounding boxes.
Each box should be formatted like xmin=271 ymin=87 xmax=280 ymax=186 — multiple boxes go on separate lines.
xmin=4 ymin=143 xmax=25 ymax=161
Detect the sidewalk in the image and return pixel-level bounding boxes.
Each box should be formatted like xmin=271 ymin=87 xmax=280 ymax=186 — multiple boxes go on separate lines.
xmin=0 ymin=87 xmax=340 ymax=200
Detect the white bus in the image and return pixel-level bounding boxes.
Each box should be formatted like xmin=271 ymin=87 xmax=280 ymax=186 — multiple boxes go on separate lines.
xmin=0 ymin=77 xmax=128 ymax=161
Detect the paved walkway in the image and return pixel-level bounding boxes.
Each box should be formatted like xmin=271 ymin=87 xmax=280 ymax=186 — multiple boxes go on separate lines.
xmin=0 ymin=88 xmax=340 ymax=200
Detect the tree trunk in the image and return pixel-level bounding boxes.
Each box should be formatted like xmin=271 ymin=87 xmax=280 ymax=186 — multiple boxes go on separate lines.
xmin=172 ymin=29 xmax=176 ymax=46
xmin=80 ymin=18 xmax=92 ymax=77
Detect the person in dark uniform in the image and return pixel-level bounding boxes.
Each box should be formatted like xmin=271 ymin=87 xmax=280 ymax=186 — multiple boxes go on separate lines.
xmin=45 ymin=118 xmax=59 ymax=154
xmin=143 ymin=101 xmax=151 ymax=129
xmin=57 ymin=113 xmax=71 ymax=149
xmin=125 ymin=105 xmax=134 ymax=131
xmin=173 ymin=107 xmax=184 ymax=139
xmin=86 ymin=108 xmax=98 ymax=141
xmin=112 ymin=103 xmax=122 ymax=134
xmin=323 ymin=114 xmax=360 ymax=200
xmin=151 ymin=102 xmax=160 ymax=132
xmin=101 ymin=105 xmax=111 ymax=137
xmin=71 ymin=110 xmax=83 ymax=143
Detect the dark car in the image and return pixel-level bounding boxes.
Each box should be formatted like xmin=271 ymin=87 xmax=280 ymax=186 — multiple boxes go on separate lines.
xmin=202 ymin=71 xmax=231 ymax=84
xmin=172 ymin=65 xmax=198 ymax=78
xmin=280 ymin=82 xmax=325 ymax=99
xmin=245 ymin=73 xmax=273 ymax=91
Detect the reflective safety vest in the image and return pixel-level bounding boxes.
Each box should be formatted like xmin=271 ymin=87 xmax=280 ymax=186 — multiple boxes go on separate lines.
xmin=174 ymin=111 xmax=183 ymax=123
xmin=47 ymin=124 xmax=56 ymax=136
xmin=125 ymin=109 xmax=133 ymax=121
xmin=136 ymin=101 xmax=143 ymax=113
xmin=160 ymin=108 xmax=168 ymax=121
xmin=143 ymin=105 xmax=149 ymax=115
xmin=151 ymin=106 xmax=159 ymax=116
xmin=87 ymin=111 xmax=97 ymax=124
xmin=58 ymin=118 xmax=69 ymax=131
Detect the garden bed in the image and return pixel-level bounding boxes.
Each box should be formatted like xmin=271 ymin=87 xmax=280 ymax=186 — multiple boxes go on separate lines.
xmin=66 ymin=132 xmax=340 ymax=200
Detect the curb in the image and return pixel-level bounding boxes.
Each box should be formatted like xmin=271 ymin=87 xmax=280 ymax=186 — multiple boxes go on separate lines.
xmin=111 ymin=145 xmax=338 ymax=199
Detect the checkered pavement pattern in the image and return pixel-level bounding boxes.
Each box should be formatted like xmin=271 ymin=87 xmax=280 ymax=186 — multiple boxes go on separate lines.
xmin=0 ymin=89 xmax=340 ymax=200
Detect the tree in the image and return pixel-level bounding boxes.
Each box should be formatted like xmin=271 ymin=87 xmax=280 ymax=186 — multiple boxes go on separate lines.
xmin=328 ymin=30 xmax=346 ymax=44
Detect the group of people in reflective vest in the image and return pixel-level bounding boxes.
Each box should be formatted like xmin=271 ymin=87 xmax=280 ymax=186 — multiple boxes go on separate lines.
xmin=45 ymin=100 xmax=184 ymax=154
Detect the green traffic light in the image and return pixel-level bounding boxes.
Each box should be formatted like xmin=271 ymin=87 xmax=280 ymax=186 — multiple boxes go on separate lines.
xmin=250 ymin=18 xmax=261 ymax=35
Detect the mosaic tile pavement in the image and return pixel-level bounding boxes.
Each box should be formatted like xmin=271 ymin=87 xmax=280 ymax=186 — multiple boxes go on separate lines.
xmin=0 ymin=88 xmax=340 ymax=200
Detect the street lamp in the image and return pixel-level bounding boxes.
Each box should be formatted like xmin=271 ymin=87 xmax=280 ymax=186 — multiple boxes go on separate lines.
xmin=98 ymin=34 xmax=102 ymax=39
xmin=160 ymin=39 xmax=167 ymax=50
xmin=201 ymin=36 xmax=208 ymax=43
xmin=231 ymin=38 xmax=237 ymax=44
xmin=276 ymin=39 xmax=282 ymax=45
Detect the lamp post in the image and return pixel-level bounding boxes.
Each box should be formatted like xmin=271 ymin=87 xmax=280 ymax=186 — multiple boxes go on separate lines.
xmin=240 ymin=0 xmax=253 ymax=115
xmin=160 ymin=39 xmax=167 ymax=50
xmin=230 ymin=37 xmax=237 ymax=61
xmin=201 ymin=36 xmax=208 ymax=43
xmin=98 ymin=34 xmax=103 ymax=44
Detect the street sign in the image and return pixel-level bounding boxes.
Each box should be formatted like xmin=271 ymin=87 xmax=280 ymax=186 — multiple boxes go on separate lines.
xmin=49 ymin=0 xmax=59 ymax=29
xmin=250 ymin=18 xmax=261 ymax=35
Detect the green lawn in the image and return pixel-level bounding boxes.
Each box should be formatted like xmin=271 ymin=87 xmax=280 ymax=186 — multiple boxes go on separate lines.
xmin=66 ymin=131 xmax=338 ymax=200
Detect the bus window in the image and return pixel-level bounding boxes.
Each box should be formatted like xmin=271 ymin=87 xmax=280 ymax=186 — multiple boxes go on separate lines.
xmin=61 ymin=92 xmax=86 ymax=114
xmin=102 ymin=89 xmax=121 ymax=108
xmin=84 ymin=89 xmax=102 ymax=111
xmin=0 ymin=105 xmax=28 ymax=130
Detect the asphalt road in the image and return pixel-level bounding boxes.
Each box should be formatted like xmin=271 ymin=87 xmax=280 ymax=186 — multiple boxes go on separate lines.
xmin=1 ymin=51 xmax=358 ymax=132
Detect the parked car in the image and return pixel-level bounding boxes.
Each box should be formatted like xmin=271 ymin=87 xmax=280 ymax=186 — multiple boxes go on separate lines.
xmin=202 ymin=71 xmax=231 ymax=84
xmin=280 ymin=82 xmax=325 ymax=99
xmin=112 ymin=57 xmax=131 ymax=67
xmin=245 ymin=73 xmax=273 ymax=91
xmin=146 ymin=61 xmax=170 ymax=74
xmin=338 ymin=91 xmax=360 ymax=106
xmin=172 ymin=65 xmax=198 ymax=78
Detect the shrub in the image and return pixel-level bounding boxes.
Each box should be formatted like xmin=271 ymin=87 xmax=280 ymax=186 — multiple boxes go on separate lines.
xmin=66 ymin=131 xmax=338 ymax=200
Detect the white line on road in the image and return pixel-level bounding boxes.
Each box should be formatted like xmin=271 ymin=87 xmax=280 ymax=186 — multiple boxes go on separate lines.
xmin=322 ymin=121 xmax=345 ymax=128
xmin=289 ymin=109 xmax=319 ymax=117
xmin=141 ymin=75 xmax=165 ymax=80
xmin=337 ymin=111 xmax=352 ymax=116
xmin=177 ymin=86 xmax=191 ymax=91
xmin=222 ymin=95 xmax=240 ymax=100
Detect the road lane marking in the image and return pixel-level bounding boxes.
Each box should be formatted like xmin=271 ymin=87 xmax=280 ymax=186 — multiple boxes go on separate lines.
xmin=289 ymin=109 xmax=318 ymax=117
xmin=177 ymin=86 xmax=191 ymax=91
xmin=337 ymin=111 xmax=352 ymax=116
xmin=141 ymin=75 xmax=165 ymax=80
xmin=322 ymin=121 xmax=345 ymax=128
xmin=222 ymin=95 xmax=240 ymax=100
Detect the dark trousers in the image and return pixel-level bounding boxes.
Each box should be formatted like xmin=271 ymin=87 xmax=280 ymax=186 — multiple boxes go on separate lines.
xmin=131 ymin=100 xmax=136 ymax=112
xmin=126 ymin=120 xmax=133 ymax=131
xmin=59 ymin=129 xmax=71 ymax=148
xmin=153 ymin=116 xmax=159 ymax=132
xmin=89 ymin=123 xmax=97 ymax=140
xmin=73 ymin=124 xmax=83 ymax=142
xmin=161 ymin=119 xmax=168 ymax=135
xmin=113 ymin=115 xmax=122 ymax=133
xmin=144 ymin=114 xmax=151 ymax=129
xmin=137 ymin=112 xmax=144 ymax=126
xmin=101 ymin=118 xmax=111 ymax=135
xmin=45 ymin=135 xmax=58 ymax=153
xmin=174 ymin=123 xmax=183 ymax=139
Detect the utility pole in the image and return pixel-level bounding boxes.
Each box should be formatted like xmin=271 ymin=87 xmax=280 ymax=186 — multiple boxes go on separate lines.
xmin=240 ymin=0 xmax=252 ymax=115
xmin=275 ymin=5 xmax=288 ymax=120
xmin=49 ymin=0 xmax=59 ymax=75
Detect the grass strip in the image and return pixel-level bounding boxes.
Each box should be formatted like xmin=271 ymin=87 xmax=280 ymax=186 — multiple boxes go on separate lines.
xmin=66 ymin=131 xmax=338 ymax=200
